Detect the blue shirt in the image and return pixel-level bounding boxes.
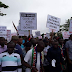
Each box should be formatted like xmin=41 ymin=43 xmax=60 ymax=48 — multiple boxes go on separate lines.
xmin=14 ymin=44 xmax=23 ymax=56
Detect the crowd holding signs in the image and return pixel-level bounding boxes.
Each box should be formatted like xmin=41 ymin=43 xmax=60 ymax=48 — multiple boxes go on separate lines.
xmin=1 ymin=12 xmax=72 ymax=72
xmin=0 ymin=13 xmax=72 ymax=42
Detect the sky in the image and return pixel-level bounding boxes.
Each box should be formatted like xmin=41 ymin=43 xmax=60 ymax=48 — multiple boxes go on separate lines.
xmin=0 ymin=0 xmax=72 ymax=35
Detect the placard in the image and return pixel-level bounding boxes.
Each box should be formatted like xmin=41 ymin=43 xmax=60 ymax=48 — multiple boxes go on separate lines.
xmin=46 ymin=33 xmax=50 ymax=39
xmin=46 ymin=15 xmax=61 ymax=31
xmin=20 ymin=12 xmax=37 ymax=30
xmin=0 ymin=26 xmax=7 ymax=39
xmin=35 ymin=31 xmax=40 ymax=37
xmin=7 ymin=30 xmax=11 ymax=42
xmin=62 ymin=31 xmax=70 ymax=39
xmin=18 ymin=25 xmax=32 ymax=36
xmin=11 ymin=33 xmax=17 ymax=37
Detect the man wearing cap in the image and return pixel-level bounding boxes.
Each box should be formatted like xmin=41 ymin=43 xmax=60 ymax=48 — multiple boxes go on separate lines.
xmin=11 ymin=36 xmax=23 ymax=62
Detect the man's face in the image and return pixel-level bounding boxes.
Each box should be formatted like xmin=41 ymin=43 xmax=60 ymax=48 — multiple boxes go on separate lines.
xmin=18 ymin=38 xmax=23 ymax=44
xmin=59 ymin=39 xmax=63 ymax=44
xmin=7 ymin=44 xmax=14 ymax=54
xmin=54 ymin=42 xmax=58 ymax=49
xmin=37 ymin=44 xmax=45 ymax=52
xmin=0 ymin=38 xmax=5 ymax=45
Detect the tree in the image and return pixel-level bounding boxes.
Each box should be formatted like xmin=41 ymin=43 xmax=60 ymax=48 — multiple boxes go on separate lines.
xmin=0 ymin=1 xmax=9 ymax=16
xmin=60 ymin=19 xmax=70 ymax=31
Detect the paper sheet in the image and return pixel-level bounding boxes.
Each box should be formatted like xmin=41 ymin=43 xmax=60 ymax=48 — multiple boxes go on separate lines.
xmin=52 ymin=59 xmax=56 ymax=67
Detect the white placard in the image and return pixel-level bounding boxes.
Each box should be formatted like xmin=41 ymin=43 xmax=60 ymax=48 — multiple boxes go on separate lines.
xmin=47 ymin=15 xmax=61 ymax=31
xmin=69 ymin=19 xmax=72 ymax=34
xmin=20 ymin=12 xmax=37 ymax=30
xmin=62 ymin=31 xmax=70 ymax=39
xmin=35 ymin=31 xmax=40 ymax=37
xmin=46 ymin=33 xmax=50 ymax=39
xmin=11 ymin=33 xmax=17 ymax=37
xmin=0 ymin=26 xmax=7 ymax=39
xmin=7 ymin=30 xmax=11 ymax=42
xmin=18 ymin=25 xmax=32 ymax=36
xmin=18 ymin=30 xmax=32 ymax=36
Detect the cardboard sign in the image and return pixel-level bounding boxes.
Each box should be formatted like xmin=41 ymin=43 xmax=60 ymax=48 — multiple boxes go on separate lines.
xmin=46 ymin=33 xmax=50 ymax=39
xmin=18 ymin=25 xmax=32 ymax=36
xmin=7 ymin=30 xmax=11 ymax=42
xmin=62 ymin=31 xmax=70 ymax=39
xmin=11 ymin=33 xmax=17 ymax=37
xmin=69 ymin=19 xmax=72 ymax=34
xmin=47 ymin=15 xmax=61 ymax=31
xmin=20 ymin=12 xmax=37 ymax=30
xmin=18 ymin=30 xmax=32 ymax=36
xmin=35 ymin=31 xmax=40 ymax=37
xmin=0 ymin=26 xmax=7 ymax=39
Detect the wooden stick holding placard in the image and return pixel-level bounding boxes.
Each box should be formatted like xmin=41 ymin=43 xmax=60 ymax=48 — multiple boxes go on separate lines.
xmin=29 ymin=30 xmax=30 ymax=36
xmin=49 ymin=29 xmax=54 ymax=43
xmin=12 ymin=21 xmax=19 ymax=36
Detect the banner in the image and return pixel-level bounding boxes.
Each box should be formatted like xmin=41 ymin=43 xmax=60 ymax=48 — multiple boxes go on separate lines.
xmin=46 ymin=15 xmax=61 ymax=31
xmin=62 ymin=31 xmax=70 ymax=39
xmin=0 ymin=26 xmax=7 ymax=39
xmin=20 ymin=12 xmax=37 ymax=30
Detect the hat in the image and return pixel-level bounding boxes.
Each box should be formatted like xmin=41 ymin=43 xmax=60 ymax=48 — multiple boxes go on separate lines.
xmin=11 ymin=36 xmax=19 ymax=40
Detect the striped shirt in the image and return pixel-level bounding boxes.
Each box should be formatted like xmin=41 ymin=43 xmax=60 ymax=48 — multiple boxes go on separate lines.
xmin=0 ymin=52 xmax=22 ymax=72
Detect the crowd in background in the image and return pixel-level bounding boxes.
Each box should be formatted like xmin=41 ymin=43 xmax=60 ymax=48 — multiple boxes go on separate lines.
xmin=0 ymin=32 xmax=72 ymax=72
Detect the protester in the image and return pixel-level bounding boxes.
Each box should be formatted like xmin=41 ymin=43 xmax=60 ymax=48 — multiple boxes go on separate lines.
xmin=22 ymin=42 xmax=31 ymax=72
xmin=0 ymin=37 xmax=7 ymax=54
xmin=18 ymin=37 xmax=24 ymax=50
xmin=65 ymin=34 xmax=72 ymax=72
xmin=11 ymin=36 xmax=23 ymax=62
xmin=0 ymin=41 xmax=22 ymax=72
xmin=5 ymin=39 xmax=7 ymax=45
xmin=23 ymin=42 xmax=31 ymax=57
xmin=0 ymin=37 xmax=7 ymax=72
xmin=47 ymin=40 xmax=65 ymax=72
xmin=43 ymin=39 xmax=50 ymax=72
xmin=23 ymin=41 xmax=45 ymax=72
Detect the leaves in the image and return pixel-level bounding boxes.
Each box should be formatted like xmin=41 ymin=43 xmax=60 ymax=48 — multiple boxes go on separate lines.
xmin=0 ymin=1 xmax=9 ymax=8
xmin=60 ymin=19 xmax=70 ymax=31
xmin=0 ymin=1 xmax=9 ymax=16
xmin=0 ymin=13 xmax=6 ymax=16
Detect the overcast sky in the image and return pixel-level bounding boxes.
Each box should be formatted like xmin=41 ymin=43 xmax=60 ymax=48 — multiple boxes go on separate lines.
xmin=0 ymin=0 xmax=72 ymax=35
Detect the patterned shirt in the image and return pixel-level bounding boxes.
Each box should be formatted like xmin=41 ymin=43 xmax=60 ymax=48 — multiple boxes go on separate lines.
xmin=0 ymin=52 xmax=22 ymax=72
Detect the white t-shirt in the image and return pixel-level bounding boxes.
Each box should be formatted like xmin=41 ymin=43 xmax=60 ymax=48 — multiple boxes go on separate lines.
xmin=24 ymin=48 xmax=40 ymax=72
xmin=43 ymin=46 xmax=50 ymax=66
xmin=43 ymin=46 xmax=50 ymax=56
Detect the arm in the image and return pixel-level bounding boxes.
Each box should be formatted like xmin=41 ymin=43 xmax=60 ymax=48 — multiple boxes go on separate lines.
xmin=65 ymin=42 xmax=72 ymax=64
xmin=23 ymin=50 xmax=38 ymax=72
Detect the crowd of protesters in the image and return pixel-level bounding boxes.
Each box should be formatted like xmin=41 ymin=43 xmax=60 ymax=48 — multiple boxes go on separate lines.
xmin=0 ymin=32 xmax=72 ymax=72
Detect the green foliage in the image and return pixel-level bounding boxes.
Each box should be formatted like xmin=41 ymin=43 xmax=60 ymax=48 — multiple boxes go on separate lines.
xmin=60 ymin=19 xmax=70 ymax=31
xmin=0 ymin=1 xmax=9 ymax=16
